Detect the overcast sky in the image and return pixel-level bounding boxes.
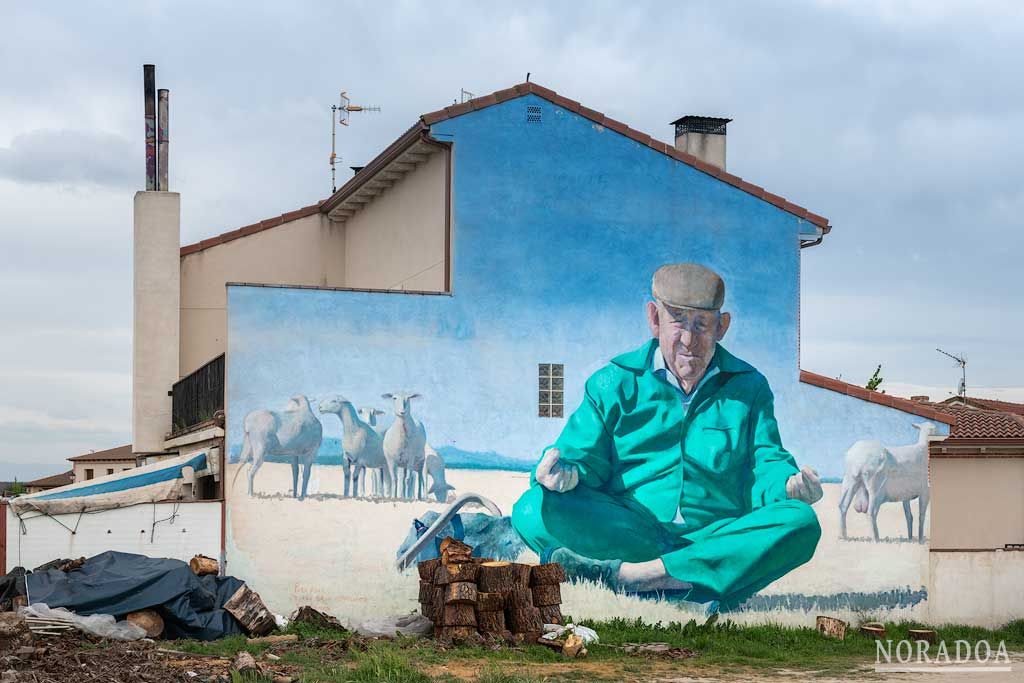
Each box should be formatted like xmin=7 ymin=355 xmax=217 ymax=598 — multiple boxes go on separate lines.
xmin=1 ymin=1 xmax=1021 ymax=472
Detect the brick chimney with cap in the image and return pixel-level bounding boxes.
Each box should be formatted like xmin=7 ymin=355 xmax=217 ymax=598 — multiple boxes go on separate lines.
xmin=672 ymin=115 xmax=731 ymax=171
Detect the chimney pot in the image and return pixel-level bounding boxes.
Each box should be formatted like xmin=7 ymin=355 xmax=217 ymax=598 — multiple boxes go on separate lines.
xmin=672 ymin=115 xmax=731 ymax=170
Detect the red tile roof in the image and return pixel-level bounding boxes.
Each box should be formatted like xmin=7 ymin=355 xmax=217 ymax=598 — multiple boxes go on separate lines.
xmin=941 ymin=396 xmax=1024 ymax=417
xmin=67 ymin=444 xmax=136 ymax=463
xmin=929 ymin=404 xmax=1024 ymax=439
xmin=24 ymin=470 xmax=74 ymax=488
xmin=181 ymin=81 xmax=831 ymax=256
xmin=799 ymin=370 xmax=956 ymax=424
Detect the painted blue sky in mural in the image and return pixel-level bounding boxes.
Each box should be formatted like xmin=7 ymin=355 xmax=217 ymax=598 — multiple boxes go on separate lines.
xmin=228 ymin=90 xmax=946 ymax=480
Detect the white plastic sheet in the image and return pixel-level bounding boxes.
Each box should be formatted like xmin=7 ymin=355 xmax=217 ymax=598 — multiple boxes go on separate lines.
xmin=541 ymin=623 xmax=599 ymax=644
xmin=353 ymin=613 xmax=433 ymax=638
xmin=20 ymin=603 xmax=147 ymax=641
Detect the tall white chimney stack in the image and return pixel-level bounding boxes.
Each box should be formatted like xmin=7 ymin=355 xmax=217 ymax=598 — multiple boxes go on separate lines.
xmin=672 ymin=116 xmax=731 ymax=170
xmin=133 ymin=64 xmax=180 ymax=454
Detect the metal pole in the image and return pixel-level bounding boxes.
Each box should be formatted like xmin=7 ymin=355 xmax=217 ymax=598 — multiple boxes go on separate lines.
xmin=157 ymin=89 xmax=169 ymax=191
xmin=330 ymin=104 xmax=337 ymax=193
xmin=144 ymin=65 xmax=156 ymax=191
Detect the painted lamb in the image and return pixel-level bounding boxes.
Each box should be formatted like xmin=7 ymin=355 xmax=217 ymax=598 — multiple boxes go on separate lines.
xmin=422 ymin=444 xmax=455 ymax=502
xmin=233 ymin=395 xmax=322 ymax=500
xmin=319 ymin=396 xmax=391 ymax=498
xmin=382 ymin=392 xmax=427 ymax=499
xmin=838 ymin=421 xmax=937 ymax=542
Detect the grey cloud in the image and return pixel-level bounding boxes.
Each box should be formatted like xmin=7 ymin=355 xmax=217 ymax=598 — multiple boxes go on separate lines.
xmin=0 ymin=129 xmax=135 ymax=186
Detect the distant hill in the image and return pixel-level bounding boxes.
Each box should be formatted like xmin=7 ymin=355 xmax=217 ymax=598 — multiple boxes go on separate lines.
xmin=228 ymin=440 xmax=534 ymax=472
xmin=435 ymin=446 xmax=533 ymax=472
xmin=0 ymin=462 xmax=67 ymax=483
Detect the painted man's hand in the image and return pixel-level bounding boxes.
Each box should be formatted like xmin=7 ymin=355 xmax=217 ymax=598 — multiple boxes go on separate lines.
xmin=786 ymin=466 xmax=823 ymax=504
xmin=535 ymin=448 xmax=579 ymax=493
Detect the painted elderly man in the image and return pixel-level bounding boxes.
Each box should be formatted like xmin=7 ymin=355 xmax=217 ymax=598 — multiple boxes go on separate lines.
xmin=511 ymin=263 xmax=823 ymax=609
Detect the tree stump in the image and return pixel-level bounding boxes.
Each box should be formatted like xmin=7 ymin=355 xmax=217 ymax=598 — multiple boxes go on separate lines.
xmin=507 ymin=607 xmax=543 ymax=634
xmin=417 ymin=558 xmax=441 ymax=581
xmin=539 ymin=605 xmax=563 ymax=625
xmin=436 ymin=626 xmax=478 ymax=644
xmin=510 ymin=563 xmax=533 ymax=588
xmin=815 ymin=616 xmax=847 ymax=641
xmin=477 ymin=562 xmax=516 ymax=593
xmin=477 ymin=592 xmax=505 ymax=612
xmin=445 ymin=582 xmax=478 ymax=605
xmin=476 ymin=610 xmax=506 ymax=634
xmin=418 ymin=581 xmax=434 ymax=603
xmin=530 ymin=563 xmax=566 ymax=586
xmin=126 ymin=609 xmax=164 ymax=638
xmin=531 ymin=584 xmax=562 ymax=607
xmin=189 ymin=554 xmax=219 ymax=576
xmin=443 ymin=604 xmax=477 ymax=627
xmin=224 ymin=585 xmax=277 ymax=636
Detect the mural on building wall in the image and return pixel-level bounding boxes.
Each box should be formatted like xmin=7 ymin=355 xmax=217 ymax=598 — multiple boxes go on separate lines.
xmin=225 ymin=267 xmax=945 ymax=625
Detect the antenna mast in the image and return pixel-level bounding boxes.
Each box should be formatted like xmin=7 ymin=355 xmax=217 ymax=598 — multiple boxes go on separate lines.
xmin=936 ymin=348 xmax=967 ymax=398
xmin=330 ymin=91 xmax=381 ymax=193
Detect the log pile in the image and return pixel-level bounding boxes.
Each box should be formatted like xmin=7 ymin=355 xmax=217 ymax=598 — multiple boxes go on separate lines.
xmin=416 ymin=537 xmax=566 ymax=643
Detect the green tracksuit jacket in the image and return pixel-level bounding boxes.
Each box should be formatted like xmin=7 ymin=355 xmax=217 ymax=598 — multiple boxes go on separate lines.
xmin=511 ymin=339 xmax=821 ymax=605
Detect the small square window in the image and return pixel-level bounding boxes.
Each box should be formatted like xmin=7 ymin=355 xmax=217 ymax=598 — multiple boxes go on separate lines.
xmin=538 ymin=364 xmax=564 ymax=418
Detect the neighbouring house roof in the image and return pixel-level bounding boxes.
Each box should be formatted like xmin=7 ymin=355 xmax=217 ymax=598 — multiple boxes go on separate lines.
xmin=180 ymin=82 xmax=831 ymax=257
xmin=24 ymin=470 xmax=74 ymax=488
xmin=941 ymin=396 xmax=1024 ymax=417
xmin=928 ymin=403 xmax=1024 ymax=440
xmin=798 ymin=370 xmax=957 ymax=425
xmin=67 ymin=444 xmax=136 ymax=463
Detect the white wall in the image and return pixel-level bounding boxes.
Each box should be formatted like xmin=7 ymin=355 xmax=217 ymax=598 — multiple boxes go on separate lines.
xmin=929 ymin=551 xmax=1024 ymax=627
xmin=7 ymin=501 xmax=221 ymax=573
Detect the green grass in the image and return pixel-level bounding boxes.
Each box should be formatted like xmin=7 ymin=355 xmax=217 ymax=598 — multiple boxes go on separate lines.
xmin=162 ymin=617 xmax=1024 ymax=680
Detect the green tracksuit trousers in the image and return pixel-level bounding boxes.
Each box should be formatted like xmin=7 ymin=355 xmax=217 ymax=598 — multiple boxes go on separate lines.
xmin=511 ymin=482 xmax=821 ymax=607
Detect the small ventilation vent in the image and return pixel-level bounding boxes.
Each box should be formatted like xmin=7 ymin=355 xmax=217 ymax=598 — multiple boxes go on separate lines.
xmin=526 ymin=105 xmax=542 ymax=123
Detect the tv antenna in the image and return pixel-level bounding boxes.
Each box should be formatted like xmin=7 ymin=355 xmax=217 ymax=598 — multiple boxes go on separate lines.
xmin=330 ymin=91 xmax=381 ymax=192
xmin=936 ymin=348 xmax=967 ymax=398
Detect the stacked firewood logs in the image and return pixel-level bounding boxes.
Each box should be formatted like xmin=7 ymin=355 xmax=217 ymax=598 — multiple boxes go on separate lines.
xmin=417 ymin=537 xmax=567 ymax=643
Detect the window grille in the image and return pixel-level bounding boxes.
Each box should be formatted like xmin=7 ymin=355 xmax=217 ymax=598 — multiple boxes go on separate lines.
xmin=538 ymin=364 xmax=564 ymax=417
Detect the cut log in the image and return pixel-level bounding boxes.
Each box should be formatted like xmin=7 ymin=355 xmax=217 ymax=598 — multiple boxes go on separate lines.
xmin=224 ymin=585 xmax=277 ymax=636
xmin=477 ymin=592 xmax=505 ymax=612
xmin=909 ymin=629 xmax=937 ymax=644
xmin=562 ymin=633 xmax=586 ymax=658
xmin=445 ymin=582 xmax=478 ymax=605
xmin=860 ymin=622 xmax=886 ymax=639
xmin=417 ymin=558 xmax=441 ymax=581
xmin=246 ymin=634 xmax=298 ymax=646
xmin=434 ymin=562 xmax=479 ymax=585
xmin=442 ymin=604 xmax=477 ymax=627
xmin=477 ymin=562 xmax=516 ymax=593
xmin=506 ymin=605 xmax=543 ymax=634
xmin=530 ymin=563 xmax=566 ymax=586
xmin=531 ymin=584 xmax=562 ymax=607
xmin=539 ymin=605 xmax=563 ymax=625
xmin=439 ymin=537 xmax=473 ymax=565
xmin=419 ymin=581 xmax=434 ymax=604
xmin=511 ymin=563 xmax=533 ymax=588
xmin=815 ymin=616 xmax=847 ymax=641
xmin=476 ymin=610 xmax=506 ymax=633
xmin=189 ymin=554 xmax=219 ymax=576
xmin=232 ymin=651 xmax=260 ymax=675
xmin=420 ymin=601 xmax=435 ymax=621
xmin=126 ymin=610 xmax=164 ymax=638
xmin=506 ymin=588 xmax=535 ymax=610
xmin=436 ymin=626 xmax=478 ymax=643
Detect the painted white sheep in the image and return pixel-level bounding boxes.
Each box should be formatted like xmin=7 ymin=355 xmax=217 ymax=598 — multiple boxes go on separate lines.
xmin=357 ymin=407 xmax=385 ymax=430
xmin=838 ymin=421 xmax=937 ymax=542
xmin=318 ymin=396 xmax=391 ymax=498
xmin=422 ymin=444 xmax=455 ymax=502
xmin=358 ymin=406 xmax=387 ymax=495
xmin=233 ymin=395 xmax=322 ymax=500
xmin=382 ymin=392 xmax=427 ymax=499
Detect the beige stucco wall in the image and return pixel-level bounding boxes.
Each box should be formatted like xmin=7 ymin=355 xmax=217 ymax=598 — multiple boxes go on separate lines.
xmin=71 ymin=461 xmax=135 ymax=482
xmin=179 ymin=213 xmax=346 ymax=376
xmin=343 ymin=148 xmax=448 ymax=291
xmin=930 ymin=457 xmax=1024 ymax=550
xmin=179 ymin=148 xmax=449 ymax=376
xmin=929 ymin=550 xmax=1024 ymax=626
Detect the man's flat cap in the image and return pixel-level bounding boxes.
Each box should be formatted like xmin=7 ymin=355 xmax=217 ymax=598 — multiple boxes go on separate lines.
xmin=651 ymin=263 xmax=725 ymax=311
